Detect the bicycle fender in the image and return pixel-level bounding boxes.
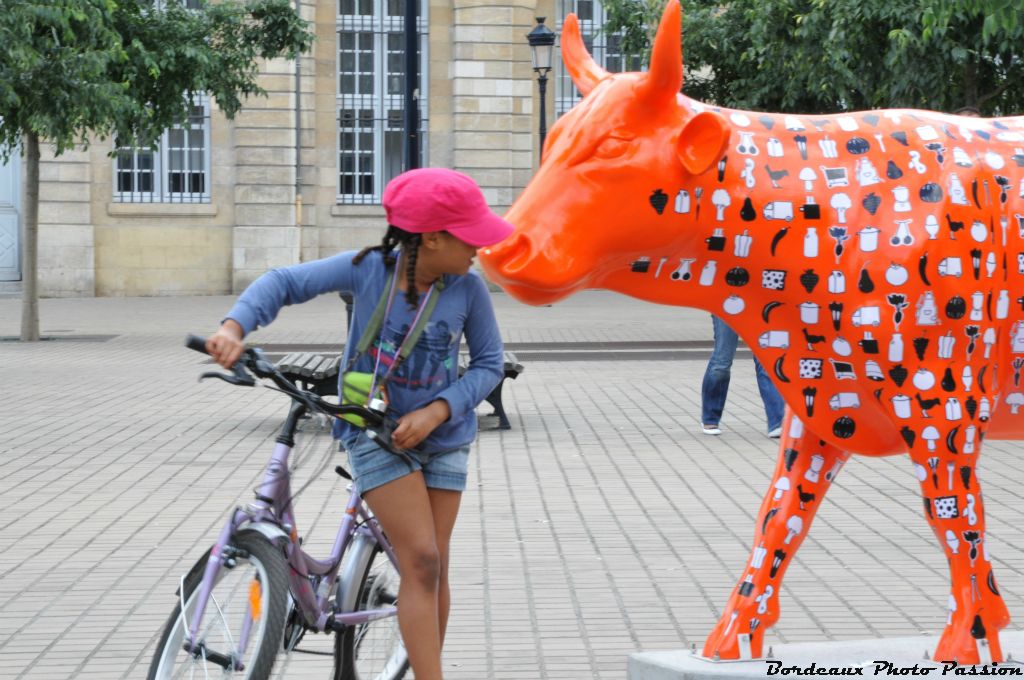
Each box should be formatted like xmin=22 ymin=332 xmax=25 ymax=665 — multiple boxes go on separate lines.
xmin=242 ymin=522 xmax=290 ymax=545
xmin=337 ymin=533 xmax=376 ymax=613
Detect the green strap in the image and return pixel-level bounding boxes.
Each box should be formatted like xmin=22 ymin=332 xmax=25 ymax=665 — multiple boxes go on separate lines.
xmin=350 ymin=269 xmax=445 ymax=370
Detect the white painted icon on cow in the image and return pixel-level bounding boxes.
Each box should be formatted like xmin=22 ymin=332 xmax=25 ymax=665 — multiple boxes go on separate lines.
xmin=827 ymin=270 xmax=845 ymax=294
xmin=949 ymin=174 xmax=970 ymax=205
xmin=892 ymin=394 xmax=912 ymax=419
xmin=962 ymin=365 xmax=973 ymax=391
xmin=712 ymin=189 xmax=731 ymax=221
xmin=741 ymin=159 xmax=756 ymax=188
xmin=766 ymin=138 xmax=784 ymax=157
xmin=909 ymin=150 xmax=927 ymax=174
xmin=818 ymin=136 xmax=838 ymax=158
xmin=730 ymin=112 xmax=752 ymax=127
xmin=925 ymin=214 xmax=940 ymax=239
xmin=669 ymin=258 xmax=695 ymax=281
xmin=799 ymin=167 xmax=817 ymax=191
xmin=865 ymin=360 xmax=884 ymax=381
xmin=938 ymin=332 xmax=956 ymax=359
xmin=997 ymin=290 xmax=1010 ymax=319
xmin=784 ymin=116 xmax=804 ymax=131
xmin=737 ymin=131 xmax=759 ymax=155
xmin=889 ymin=333 xmax=904 ymax=362
xmin=1012 ymin=321 xmax=1024 ymax=353
xmin=970 ymin=292 xmax=984 ymax=321
xmin=759 ymin=330 xmax=790 ymax=349
xmin=953 ymin=147 xmax=973 ymax=167
xmin=832 ymin=337 xmax=852 ymax=356
xmin=722 ymin=295 xmax=745 ymax=315
xmin=699 ymin=260 xmax=717 ymax=286
xmin=799 ymin=302 xmax=819 ymax=325
xmin=985 ymin=151 xmax=1005 ymax=170
xmin=892 ymin=186 xmax=912 ymax=212
xmin=674 ymin=189 xmax=690 ymax=214
xmin=830 ymin=193 xmax=852 ymax=223
xmin=654 ymin=257 xmax=669 ymax=279
xmin=829 ymin=392 xmax=860 ymax=410
xmin=856 ymin=158 xmax=882 ymax=186
xmin=851 ymin=306 xmax=881 ymax=327
xmin=763 ymin=201 xmax=794 ymax=221
xmin=784 ymin=515 xmax=804 ymax=544
xmin=857 ymin=227 xmax=879 ymax=252
xmin=970 ymin=220 xmax=988 ymax=243
xmin=803 ymin=227 xmax=819 ymax=258
xmin=983 ymin=327 xmax=997 ymax=358
xmin=892 ymin=219 xmax=914 ymax=246
xmin=819 ymin=165 xmax=848 ymax=188
xmin=916 ymin=125 xmax=940 ymax=141
xmin=805 ymin=455 xmax=825 ymax=483
xmin=829 ymin=359 xmax=857 ymax=380
xmin=917 ymin=292 xmax=940 ymax=325
xmin=946 ymin=397 xmax=963 ymax=421
xmin=734 ymin=230 xmax=752 ymax=258
xmin=913 ymin=368 xmax=936 ymax=391
xmin=885 ymin=263 xmax=909 ymax=286
xmin=938 ymin=257 xmax=963 ymax=277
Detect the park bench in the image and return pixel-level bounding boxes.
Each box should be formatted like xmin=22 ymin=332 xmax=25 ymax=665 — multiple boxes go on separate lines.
xmin=274 ymin=350 xmax=523 ymax=430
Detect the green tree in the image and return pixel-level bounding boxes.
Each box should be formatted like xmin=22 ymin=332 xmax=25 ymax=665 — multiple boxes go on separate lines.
xmin=600 ymin=0 xmax=1024 ymax=116
xmin=0 ymin=0 xmax=313 ymax=340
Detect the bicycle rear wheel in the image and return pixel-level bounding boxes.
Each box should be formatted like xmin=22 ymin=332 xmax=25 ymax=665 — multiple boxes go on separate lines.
xmin=333 ymin=534 xmax=407 ymax=680
xmin=148 ymin=531 xmax=290 ymax=680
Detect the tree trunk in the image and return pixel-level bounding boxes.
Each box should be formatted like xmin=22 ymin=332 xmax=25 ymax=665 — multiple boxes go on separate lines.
xmin=20 ymin=132 xmax=39 ymax=342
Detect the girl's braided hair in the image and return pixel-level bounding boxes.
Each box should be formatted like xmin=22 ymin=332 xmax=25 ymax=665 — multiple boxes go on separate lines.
xmin=353 ymin=225 xmax=424 ymax=307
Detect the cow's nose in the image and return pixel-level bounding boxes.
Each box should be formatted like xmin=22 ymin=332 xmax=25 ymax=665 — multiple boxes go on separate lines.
xmin=483 ymin=232 xmax=533 ymax=276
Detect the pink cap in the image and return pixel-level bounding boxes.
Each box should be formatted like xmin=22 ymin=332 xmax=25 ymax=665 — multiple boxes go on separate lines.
xmin=382 ymin=168 xmax=515 ymax=248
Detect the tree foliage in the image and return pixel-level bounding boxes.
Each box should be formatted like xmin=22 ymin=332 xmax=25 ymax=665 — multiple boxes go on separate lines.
xmin=600 ymin=0 xmax=1024 ymax=115
xmin=0 ymin=0 xmax=314 ymax=159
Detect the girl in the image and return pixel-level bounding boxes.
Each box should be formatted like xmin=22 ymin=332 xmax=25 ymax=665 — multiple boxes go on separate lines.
xmin=206 ymin=167 xmax=512 ymax=679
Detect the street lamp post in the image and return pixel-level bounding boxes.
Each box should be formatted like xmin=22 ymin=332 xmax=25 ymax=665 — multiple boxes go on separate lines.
xmin=526 ymin=17 xmax=555 ymax=160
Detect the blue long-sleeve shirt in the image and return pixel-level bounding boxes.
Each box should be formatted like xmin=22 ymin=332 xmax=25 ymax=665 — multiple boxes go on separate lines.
xmin=225 ymin=250 xmax=504 ymax=453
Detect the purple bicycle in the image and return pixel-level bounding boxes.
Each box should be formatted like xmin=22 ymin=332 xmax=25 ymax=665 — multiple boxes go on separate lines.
xmin=147 ymin=336 xmax=409 ymax=680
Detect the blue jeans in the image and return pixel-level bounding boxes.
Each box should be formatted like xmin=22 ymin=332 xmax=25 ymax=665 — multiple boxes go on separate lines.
xmin=701 ymin=315 xmax=785 ymax=431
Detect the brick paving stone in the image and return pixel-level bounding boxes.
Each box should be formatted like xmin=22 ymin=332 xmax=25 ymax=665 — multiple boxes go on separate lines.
xmin=1 ymin=292 xmax=1023 ymax=679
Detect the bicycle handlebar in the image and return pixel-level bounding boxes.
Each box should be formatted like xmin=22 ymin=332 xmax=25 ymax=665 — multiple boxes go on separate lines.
xmin=185 ymin=334 xmax=406 ymax=456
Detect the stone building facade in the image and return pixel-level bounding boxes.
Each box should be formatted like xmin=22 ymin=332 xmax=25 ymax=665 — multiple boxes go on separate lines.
xmin=3 ymin=0 xmax=624 ymax=297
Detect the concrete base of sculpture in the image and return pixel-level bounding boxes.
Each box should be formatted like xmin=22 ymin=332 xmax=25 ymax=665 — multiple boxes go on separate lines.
xmin=628 ymin=631 xmax=1024 ymax=679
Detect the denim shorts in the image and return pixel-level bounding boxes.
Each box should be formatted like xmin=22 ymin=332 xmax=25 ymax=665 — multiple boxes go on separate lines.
xmin=342 ymin=432 xmax=470 ymax=495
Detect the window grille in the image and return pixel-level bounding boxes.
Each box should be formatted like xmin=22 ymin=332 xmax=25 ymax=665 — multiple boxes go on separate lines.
xmin=114 ymin=99 xmax=211 ymax=203
xmin=337 ymin=0 xmax=428 ymax=204
xmin=554 ymin=0 xmax=639 ymax=117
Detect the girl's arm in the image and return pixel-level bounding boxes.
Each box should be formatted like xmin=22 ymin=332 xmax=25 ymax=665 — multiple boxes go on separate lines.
xmin=434 ymin=275 xmax=505 ymax=420
xmin=208 ymin=251 xmax=361 ymax=367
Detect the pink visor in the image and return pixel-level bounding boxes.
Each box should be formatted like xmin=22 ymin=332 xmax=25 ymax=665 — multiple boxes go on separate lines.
xmin=382 ymin=168 xmax=515 ymax=248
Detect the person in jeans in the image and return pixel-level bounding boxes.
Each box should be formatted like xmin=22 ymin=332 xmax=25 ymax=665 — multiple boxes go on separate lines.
xmin=701 ymin=314 xmax=785 ymax=438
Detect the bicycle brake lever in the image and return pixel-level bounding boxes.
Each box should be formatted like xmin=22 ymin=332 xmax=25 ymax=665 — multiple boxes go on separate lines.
xmin=199 ymin=363 xmax=257 ymax=387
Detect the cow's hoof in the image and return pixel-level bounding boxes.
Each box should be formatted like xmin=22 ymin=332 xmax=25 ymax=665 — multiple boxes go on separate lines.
xmin=701 ymin=613 xmax=767 ymax=660
xmin=933 ymin=614 xmax=1005 ymax=664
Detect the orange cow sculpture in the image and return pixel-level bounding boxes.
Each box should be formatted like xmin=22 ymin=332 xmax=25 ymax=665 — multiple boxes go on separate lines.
xmin=481 ymin=0 xmax=1024 ymax=665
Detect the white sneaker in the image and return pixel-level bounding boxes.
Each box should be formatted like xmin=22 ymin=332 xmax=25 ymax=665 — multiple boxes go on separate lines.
xmin=767 ymin=426 xmax=782 ymax=438
xmin=702 ymin=424 xmax=722 ymax=435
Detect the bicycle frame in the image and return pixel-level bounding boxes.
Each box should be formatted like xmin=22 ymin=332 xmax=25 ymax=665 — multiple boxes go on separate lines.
xmin=183 ymin=403 xmax=401 ymax=659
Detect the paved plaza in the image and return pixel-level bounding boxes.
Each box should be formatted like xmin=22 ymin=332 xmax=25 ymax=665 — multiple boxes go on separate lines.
xmin=1 ymin=291 xmax=1023 ymax=679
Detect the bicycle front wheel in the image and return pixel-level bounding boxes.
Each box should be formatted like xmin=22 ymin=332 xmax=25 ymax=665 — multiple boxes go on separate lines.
xmin=333 ymin=533 xmax=407 ymax=680
xmin=148 ymin=531 xmax=290 ymax=680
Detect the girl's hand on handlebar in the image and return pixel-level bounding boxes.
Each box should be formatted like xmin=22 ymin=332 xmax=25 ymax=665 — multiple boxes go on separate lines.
xmin=392 ymin=400 xmax=450 ymax=450
xmin=207 ymin=321 xmax=246 ymax=369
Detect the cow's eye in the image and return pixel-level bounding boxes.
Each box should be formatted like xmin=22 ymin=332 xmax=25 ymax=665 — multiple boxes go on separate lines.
xmin=591 ymin=136 xmax=632 ymax=160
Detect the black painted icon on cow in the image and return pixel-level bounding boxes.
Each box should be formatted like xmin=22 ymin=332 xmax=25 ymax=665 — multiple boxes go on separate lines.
xmin=971 ymin=615 xmax=987 ymax=640
xmin=717 ymin=156 xmax=728 ymax=182
xmin=941 ymin=367 xmax=957 ymax=392
xmin=829 ymin=359 xmax=856 ymax=380
xmin=934 ymin=496 xmax=959 ymax=519
xmin=799 ymin=201 xmax=821 ymax=219
xmin=802 ymin=327 xmax=826 ymax=351
xmin=889 ymin=364 xmax=909 ymax=387
xmin=649 ymin=189 xmax=668 ymax=214
xmin=901 ymin=426 xmax=916 ymax=447
xmin=796 ymin=484 xmax=816 ymax=510
xmin=828 ymin=301 xmax=843 ymax=331
xmin=920 ymin=183 xmax=944 ymax=203
xmin=705 ymin=229 xmax=726 ymax=251
xmin=859 ymin=334 xmax=879 ymax=354
xmin=799 ymin=269 xmax=820 ymax=293
xmin=740 ymin=196 xmax=757 ymax=222
xmin=765 ymin=165 xmax=789 ymax=188
xmin=725 ymin=267 xmax=749 ymax=287
xmin=770 ymin=550 xmax=787 ymax=579
xmin=773 ymin=355 xmax=791 ymax=383
xmin=833 ymin=416 xmax=856 ymax=439
xmin=995 ymin=175 xmax=1010 ymax=203
xmin=762 ymin=270 xmax=786 ymax=291
xmin=916 ymin=393 xmax=941 ymax=417
xmin=769 ymin=226 xmax=788 ymax=255
xmin=631 ymin=258 xmax=651 ymax=273
xmin=891 ymin=130 xmax=909 ymax=146
xmin=925 ymin=142 xmax=946 ymax=165
xmin=887 ymin=294 xmax=909 ymax=328
xmin=946 ymin=295 xmax=967 ymax=320
xmin=857 ymin=268 xmax=874 ymax=294
xmin=799 ymin=358 xmax=823 ymax=380
xmin=886 ymin=160 xmax=903 ymax=180
xmin=913 ymin=337 xmax=930 ymax=361
xmin=862 ymin=192 xmax=882 ymax=215
xmin=846 ymin=137 xmax=870 ymax=154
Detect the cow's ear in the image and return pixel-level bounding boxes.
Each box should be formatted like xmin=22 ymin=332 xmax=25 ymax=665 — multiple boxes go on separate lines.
xmin=676 ymin=111 xmax=730 ymax=176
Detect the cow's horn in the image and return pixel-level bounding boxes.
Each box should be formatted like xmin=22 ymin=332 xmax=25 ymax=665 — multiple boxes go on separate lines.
xmin=644 ymin=0 xmax=683 ymax=99
xmin=561 ymin=13 xmax=609 ymax=97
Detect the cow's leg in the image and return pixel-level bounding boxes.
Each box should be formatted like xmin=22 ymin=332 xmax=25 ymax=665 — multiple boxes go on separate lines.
xmin=908 ymin=437 xmax=1010 ymax=663
xmin=702 ymin=408 xmax=851 ymax=660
